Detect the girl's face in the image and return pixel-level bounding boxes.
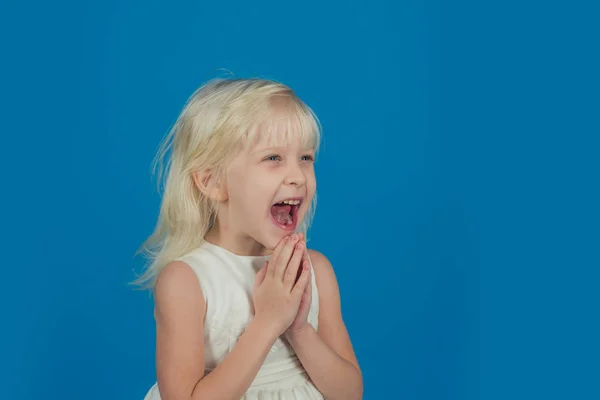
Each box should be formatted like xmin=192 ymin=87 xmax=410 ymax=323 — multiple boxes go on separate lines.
xmin=224 ymin=132 xmax=316 ymax=251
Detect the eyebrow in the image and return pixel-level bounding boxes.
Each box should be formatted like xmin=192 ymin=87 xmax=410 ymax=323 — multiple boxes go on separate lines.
xmin=251 ymin=146 xmax=315 ymax=155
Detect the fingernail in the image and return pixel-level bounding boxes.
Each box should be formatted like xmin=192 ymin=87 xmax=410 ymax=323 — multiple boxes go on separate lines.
xmin=291 ymin=233 xmax=298 ymax=240
xmin=296 ymin=242 xmax=304 ymax=249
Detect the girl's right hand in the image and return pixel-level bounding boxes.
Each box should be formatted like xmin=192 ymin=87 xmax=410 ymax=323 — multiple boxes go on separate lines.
xmin=252 ymin=233 xmax=311 ymax=337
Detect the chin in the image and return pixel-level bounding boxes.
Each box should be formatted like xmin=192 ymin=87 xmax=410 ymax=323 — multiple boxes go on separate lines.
xmin=249 ymin=230 xmax=278 ymax=252
xmin=264 ymin=232 xmax=288 ymax=250
xmin=263 ymin=221 xmax=306 ymax=250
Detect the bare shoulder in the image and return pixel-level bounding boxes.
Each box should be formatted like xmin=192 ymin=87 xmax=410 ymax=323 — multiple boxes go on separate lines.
xmin=155 ymin=260 xmax=203 ymax=299
xmin=154 ymin=260 xmax=206 ymax=321
xmin=307 ymin=249 xmax=335 ymax=274
xmin=307 ymin=248 xmax=327 ymax=263
xmin=307 ymin=249 xmax=340 ymax=299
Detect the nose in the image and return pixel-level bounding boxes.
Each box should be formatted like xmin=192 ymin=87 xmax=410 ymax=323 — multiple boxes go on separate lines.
xmin=284 ymin=161 xmax=307 ymax=187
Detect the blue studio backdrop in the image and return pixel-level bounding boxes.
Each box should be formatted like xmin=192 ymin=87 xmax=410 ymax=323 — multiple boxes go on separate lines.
xmin=1 ymin=0 xmax=598 ymax=399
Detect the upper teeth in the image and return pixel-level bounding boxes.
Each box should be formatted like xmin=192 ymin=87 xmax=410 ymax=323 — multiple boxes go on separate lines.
xmin=281 ymin=199 xmax=301 ymax=205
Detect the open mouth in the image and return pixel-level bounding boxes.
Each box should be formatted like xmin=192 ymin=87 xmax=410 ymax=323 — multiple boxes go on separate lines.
xmin=270 ymin=197 xmax=303 ymax=230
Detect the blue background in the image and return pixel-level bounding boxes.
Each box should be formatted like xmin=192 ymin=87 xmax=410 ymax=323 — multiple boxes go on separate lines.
xmin=1 ymin=0 xmax=598 ymax=399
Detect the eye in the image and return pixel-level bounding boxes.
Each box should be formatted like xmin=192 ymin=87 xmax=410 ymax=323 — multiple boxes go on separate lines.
xmin=301 ymin=154 xmax=315 ymax=162
xmin=264 ymin=154 xmax=282 ymax=162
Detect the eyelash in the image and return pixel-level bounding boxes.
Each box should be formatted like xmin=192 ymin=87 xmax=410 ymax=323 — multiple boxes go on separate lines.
xmin=264 ymin=155 xmax=314 ymax=162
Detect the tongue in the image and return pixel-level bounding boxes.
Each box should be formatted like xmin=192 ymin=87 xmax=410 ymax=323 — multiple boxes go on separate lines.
xmin=270 ymin=204 xmax=292 ymax=219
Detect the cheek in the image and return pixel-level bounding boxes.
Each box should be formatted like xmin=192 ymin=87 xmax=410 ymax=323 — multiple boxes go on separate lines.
xmin=233 ymin=177 xmax=270 ymax=213
xmin=302 ymin=180 xmax=317 ymax=209
xmin=225 ymin=176 xmax=244 ymax=201
xmin=307 ymin=173 xmax=317 ymax=194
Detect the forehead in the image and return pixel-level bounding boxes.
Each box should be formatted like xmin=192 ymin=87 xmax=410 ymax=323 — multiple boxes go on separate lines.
xmin=242 ymin=96 xmax=319 ymax=153
xmin=249 ymin=131 xmax=315 ymax=153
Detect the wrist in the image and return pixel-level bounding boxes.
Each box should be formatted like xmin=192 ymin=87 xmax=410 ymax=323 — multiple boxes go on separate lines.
xmin=249 ymin=316 xmax=282 ymax=343
xmin=284 ymin=323 xmax=314 ymax=344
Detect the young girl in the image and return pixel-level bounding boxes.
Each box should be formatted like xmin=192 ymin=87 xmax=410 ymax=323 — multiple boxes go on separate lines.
xmin=136 ymin=78 xmax=363 ymax=400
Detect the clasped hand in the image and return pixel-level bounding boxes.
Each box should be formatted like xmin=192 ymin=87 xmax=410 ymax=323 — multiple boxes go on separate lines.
xmin=253 ymin=233 xmax=313 ymax=338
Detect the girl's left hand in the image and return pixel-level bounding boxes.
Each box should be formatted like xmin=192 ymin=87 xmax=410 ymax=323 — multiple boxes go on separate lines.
xmin=285 ymin=235 xmax=312 ymax=337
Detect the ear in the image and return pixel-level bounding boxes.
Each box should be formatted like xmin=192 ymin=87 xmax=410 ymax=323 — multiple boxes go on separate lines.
xmin=192 ymin=168 xmax=228 ymax=202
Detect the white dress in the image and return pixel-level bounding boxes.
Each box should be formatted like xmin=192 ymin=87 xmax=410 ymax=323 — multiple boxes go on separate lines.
xmin=144 ymin=241 xmax=324 ymax=400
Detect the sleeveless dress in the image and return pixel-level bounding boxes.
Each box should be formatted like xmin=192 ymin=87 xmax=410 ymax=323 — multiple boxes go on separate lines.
xmin=143 ymin=241 xmax=324 ymax=400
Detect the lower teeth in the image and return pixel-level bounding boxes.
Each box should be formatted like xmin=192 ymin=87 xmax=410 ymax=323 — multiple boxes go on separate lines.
xmin=276 ymin=214 xmax=293 ymax=225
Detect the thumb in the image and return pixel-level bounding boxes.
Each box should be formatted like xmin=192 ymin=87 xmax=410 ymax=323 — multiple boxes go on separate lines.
xmin=254 ymin=261 xmax=268 ymax=289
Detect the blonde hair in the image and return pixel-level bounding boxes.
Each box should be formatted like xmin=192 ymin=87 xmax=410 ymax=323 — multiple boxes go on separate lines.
xmin=132 ymin=78 xmax=321 ymax=290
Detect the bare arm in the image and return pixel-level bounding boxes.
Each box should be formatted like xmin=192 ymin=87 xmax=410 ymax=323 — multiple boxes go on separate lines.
xmin=154 ymin=261 xmax=279 ymax=400
xmin=285 ymin=250 xmax=363 ymax=400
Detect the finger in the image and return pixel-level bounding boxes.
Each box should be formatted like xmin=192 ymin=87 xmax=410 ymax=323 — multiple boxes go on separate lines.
xmin=268 ymin=236 xmax=289 ymax=277
xmin=304 ymin=266 xmax=312 ymax=296
xmin=254 ymin=262 xmax=268 ymax=289
xmin=275 ymin=234 xmax=300 ymax=280
xmin=259 ymin=262 xmax=269 ymax=284
xmin=292 ymin=260 xmax=311 ymax=298
xmin=283 ymin=241 xmax=305 ymax=289
xmin=296 ymin=245 xmax=310 ymax=283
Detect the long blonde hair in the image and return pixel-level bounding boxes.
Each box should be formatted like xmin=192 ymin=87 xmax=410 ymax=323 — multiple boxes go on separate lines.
xmin=132 ymin=78 xmax=321 ymax=290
